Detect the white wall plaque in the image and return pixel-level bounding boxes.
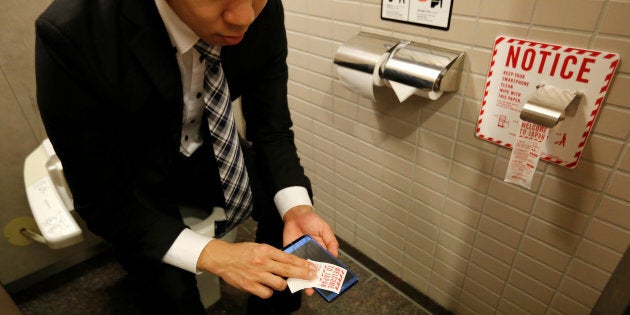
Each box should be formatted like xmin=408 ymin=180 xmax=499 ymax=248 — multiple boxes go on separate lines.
xmin=476 ymin=36 xmax=620 ymax=169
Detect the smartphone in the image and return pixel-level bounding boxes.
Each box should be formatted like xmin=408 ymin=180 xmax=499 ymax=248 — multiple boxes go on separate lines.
xmin=283 ymin=235 xmax=359 ymax=302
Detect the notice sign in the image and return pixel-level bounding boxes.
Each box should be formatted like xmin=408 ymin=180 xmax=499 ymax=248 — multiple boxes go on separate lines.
xmin=476 ymin=36 xmax=619 ymax=169
xmin=381 ymin=0 xmax=453 ymax=30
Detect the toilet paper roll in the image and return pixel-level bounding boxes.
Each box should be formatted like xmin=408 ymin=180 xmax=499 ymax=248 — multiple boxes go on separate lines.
xmin=337 ymin=66 xmax=376 ymax=101
xmin=520 ymin=84 xmax=578 ymax=128
xmin=388 ymin=80 xmax=443 ymax=102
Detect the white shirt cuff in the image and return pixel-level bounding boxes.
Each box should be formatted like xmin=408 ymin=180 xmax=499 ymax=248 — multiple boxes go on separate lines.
xmin=162 ymin=228 xmax=213 ymax=274
xmin=274 ymin=186 xmax=312 ymax=219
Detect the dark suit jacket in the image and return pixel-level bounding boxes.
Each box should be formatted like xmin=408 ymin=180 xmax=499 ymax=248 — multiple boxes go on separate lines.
xmin=35 ymin=0 xmax=311 ymax=263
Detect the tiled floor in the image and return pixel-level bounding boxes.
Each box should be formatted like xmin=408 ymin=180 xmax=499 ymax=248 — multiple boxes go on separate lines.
xmin=12 ymin=218 xmax=435 ymax=315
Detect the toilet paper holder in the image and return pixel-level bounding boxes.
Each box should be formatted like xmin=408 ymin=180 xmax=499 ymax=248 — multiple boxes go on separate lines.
xmin=334 ymin=32 xmax=465 ymax=100
xmin=519 ymin=84 xmax=583 ymax=128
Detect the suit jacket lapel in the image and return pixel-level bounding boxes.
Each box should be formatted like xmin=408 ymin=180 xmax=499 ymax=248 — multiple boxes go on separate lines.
xmin=120 ymin=0 xmax=181 ymax=103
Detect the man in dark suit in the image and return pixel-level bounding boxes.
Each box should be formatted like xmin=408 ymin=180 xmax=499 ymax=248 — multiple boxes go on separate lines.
xmin=35 ymin=0 xmax=338 ymax=314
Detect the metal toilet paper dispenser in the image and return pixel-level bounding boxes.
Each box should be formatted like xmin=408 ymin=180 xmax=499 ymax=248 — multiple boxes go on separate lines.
xmin=334 ymin=32 xmax=465 ymax=101
xmin=519 ymin=84 xmax=583 ymax=128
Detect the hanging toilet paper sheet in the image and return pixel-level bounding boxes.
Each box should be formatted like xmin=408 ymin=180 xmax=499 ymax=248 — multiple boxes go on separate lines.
xmin=505 ymin=120 xmax=550 ymax=188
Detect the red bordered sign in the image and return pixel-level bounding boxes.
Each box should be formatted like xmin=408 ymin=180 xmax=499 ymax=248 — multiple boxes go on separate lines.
xmin=476 ymin=36 xmax=619 ymax=168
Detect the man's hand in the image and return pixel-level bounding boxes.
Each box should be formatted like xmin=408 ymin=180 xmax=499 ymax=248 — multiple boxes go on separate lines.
xmin=196 ymin=240 xmax=317 ymax=299
xmin=282 ymin=205 xmax=339 ymax=296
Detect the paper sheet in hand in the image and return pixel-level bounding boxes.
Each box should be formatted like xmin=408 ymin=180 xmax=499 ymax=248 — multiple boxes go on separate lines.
xmin=287 ymin=260 xmax=347 ymax=294
xmin=283 ymin=235 xmax=359 ymax=302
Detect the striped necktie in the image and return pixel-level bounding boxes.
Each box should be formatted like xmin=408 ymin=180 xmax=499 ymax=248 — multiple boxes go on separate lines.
xmin=194 ymin=40 xmax=253 ymax=237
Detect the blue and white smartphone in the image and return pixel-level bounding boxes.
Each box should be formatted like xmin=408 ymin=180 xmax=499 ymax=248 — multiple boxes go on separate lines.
xmin=283 ymin=235 xmax=359 ymax=302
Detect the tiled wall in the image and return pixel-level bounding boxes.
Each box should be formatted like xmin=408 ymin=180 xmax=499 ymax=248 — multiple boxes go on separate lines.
xmin=282 ymin=0 xmax=630 ymax=314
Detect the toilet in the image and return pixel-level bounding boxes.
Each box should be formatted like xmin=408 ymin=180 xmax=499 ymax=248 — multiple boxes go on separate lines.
xmin=23 ymin=138 xmax=234 ymax=308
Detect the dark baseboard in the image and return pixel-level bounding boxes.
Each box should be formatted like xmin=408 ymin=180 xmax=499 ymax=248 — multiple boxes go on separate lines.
xmin=338 ymin=237 xmax=453 ymax=315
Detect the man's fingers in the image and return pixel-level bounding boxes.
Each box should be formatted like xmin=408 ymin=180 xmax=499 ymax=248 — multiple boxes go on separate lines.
xmin=267 ymin=258 xmax=316 ymax=281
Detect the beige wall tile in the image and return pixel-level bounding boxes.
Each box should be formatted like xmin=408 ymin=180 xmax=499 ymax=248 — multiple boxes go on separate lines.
xmin=306 ymin=0 xmax=331 ymax=18
xmin=502 ymin=284 xmax=547 ymax=315
xmin=606 ymin=74 xmax=630 ymax=109
xmin=479 ymin=0 xmax=535 ymax=24
xmin=433 ymin=259 xmax=466 ymax=287
xmin=470 ymin=248 xmax=511 ymax=280
xmin=533 ymin=0 xmax=604 ymax=31
xmin=593 ymin=105 xmax=630 ymax=140
xmin=413 ymin=182 xmax=446 ymax=213
xmin=509 ymin=270 xmax=555 ymax=304
xmin=547 ymin=160 xmax=611 ymax=191
xmin=475 ymin=232 xmax=517 ymax=265
xmin=551 ymin=293 xmax=591 ymax=315
xmin=526 ymin=217 xmax=581 ymax=254
xmin=434 ymin=244 xmax=469 ymax=273
xmin=403 ymin=253 xmax=432 ymax=279
xmin=560 ymin=276 xmax=601 ymax=309
xmin=458 ymin=290 xmax=496 ymax=315
xmin=454 ymin=143 xmax=497 ymax=174
xmin=568 ymin=259 xmax=611 ymax=291
xmin=514 ymin=253 xmax=563 ymax=288
xmin=540 ymin=176 xmax=599 ymax=214
xmin=619 ymin=145 xmax=630 ymax=172
xmin=285 ymin=14 xmax=308 ymax=33
xmin=467 ymin=262 xmax=505 ymax=295
xmin=307 ymin=17 xmax=333 ymax=40
xmin=453 ymin=0 xmax=480 ymax=16
xmin=283 ymin=0 xmax=306 ymax=13
xmin=447 ymin=181 xmax=485 ymax=211
xmin=585 ymin=218 xmax=630 ymax=252
xmin=599 ymin=1 xmax=630 ymax=37
xmin=520 ymin=236 xmax=571 ymax=272
xmin=419 ymin=130 xmax=454 ymax=159
xmin=581 ymin=134 xmax=624 ymax=167
xmin=332 ymin=0 xmax=361 ymax=24
xmin=442 ymin=198 xmax=481 ymax=229
xmin=483 ymin=197 xmax=529 ymax=231
xmin=533 ymin=198 xmax=590 ymax=235
xmin=416 ymin=147 xmax=452 ymax=176
xmin=528 ymin=28 xmax=591 ymax=48
xmin=478 ymin=215 xmax=521 ymax=248
xmin=497 ymin=298 xmax=530 ymax=315
xmin=458 ymin=122 xmax=502 ymax=153
xmin=421 ymin=110 xmax=459 ymax=138
xmin=474 ymin=20 xmax=529 ymax=49
xmin=592 ymin=36 xmax=630 ymax=73
xmin=450 ymin=162 xmax=492 ymax=193
xmin=409 ymin=197 xmax=442 ymax=226
xmin=441 ymin=214 xmax=477 ymax=244
xmin=466 ymin=49 xmax=492 ymax=83
xmin=414 ymin=165 xmax=449 ymax=195
xmin=576 ymin=240 xmax=622 ymax=273
xmin=307 ymin=36 xmax=334 ymax=59
xmin=488 ymin=178 xmax=536 ymax=211
xmin=596 ymin=196 xmax=630 ymax=230
xmin=430 ymin=17 xmax=477 ymax=45
xmin=607 ymin=171 xmax=630 ymax=202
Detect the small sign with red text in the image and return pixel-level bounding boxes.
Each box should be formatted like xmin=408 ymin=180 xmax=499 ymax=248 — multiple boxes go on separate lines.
xmin=476 ymin=36 xmax=619 ymax=169
xmin=287 ymin=260 xmax=347 ymax=294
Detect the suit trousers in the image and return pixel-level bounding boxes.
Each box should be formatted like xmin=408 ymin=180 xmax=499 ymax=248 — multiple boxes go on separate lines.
xmin=116 ymin=140 xmax=301 ymax=314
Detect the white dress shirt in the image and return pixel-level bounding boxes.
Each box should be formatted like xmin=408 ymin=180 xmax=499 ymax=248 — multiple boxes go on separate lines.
xmin=155 ymin=0 xmax=312 ymax=273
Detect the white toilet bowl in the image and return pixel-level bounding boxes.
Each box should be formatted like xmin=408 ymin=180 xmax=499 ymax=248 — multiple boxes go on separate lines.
xmin=179 ymin=205 xmax=237 ymax=308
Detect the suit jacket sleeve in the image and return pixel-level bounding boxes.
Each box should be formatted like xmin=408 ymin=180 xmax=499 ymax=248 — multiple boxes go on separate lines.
xmin=223 ymin=0 xmax=313 ymax=213
xmin=35 ymin=0 xmax=186 ymax=262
